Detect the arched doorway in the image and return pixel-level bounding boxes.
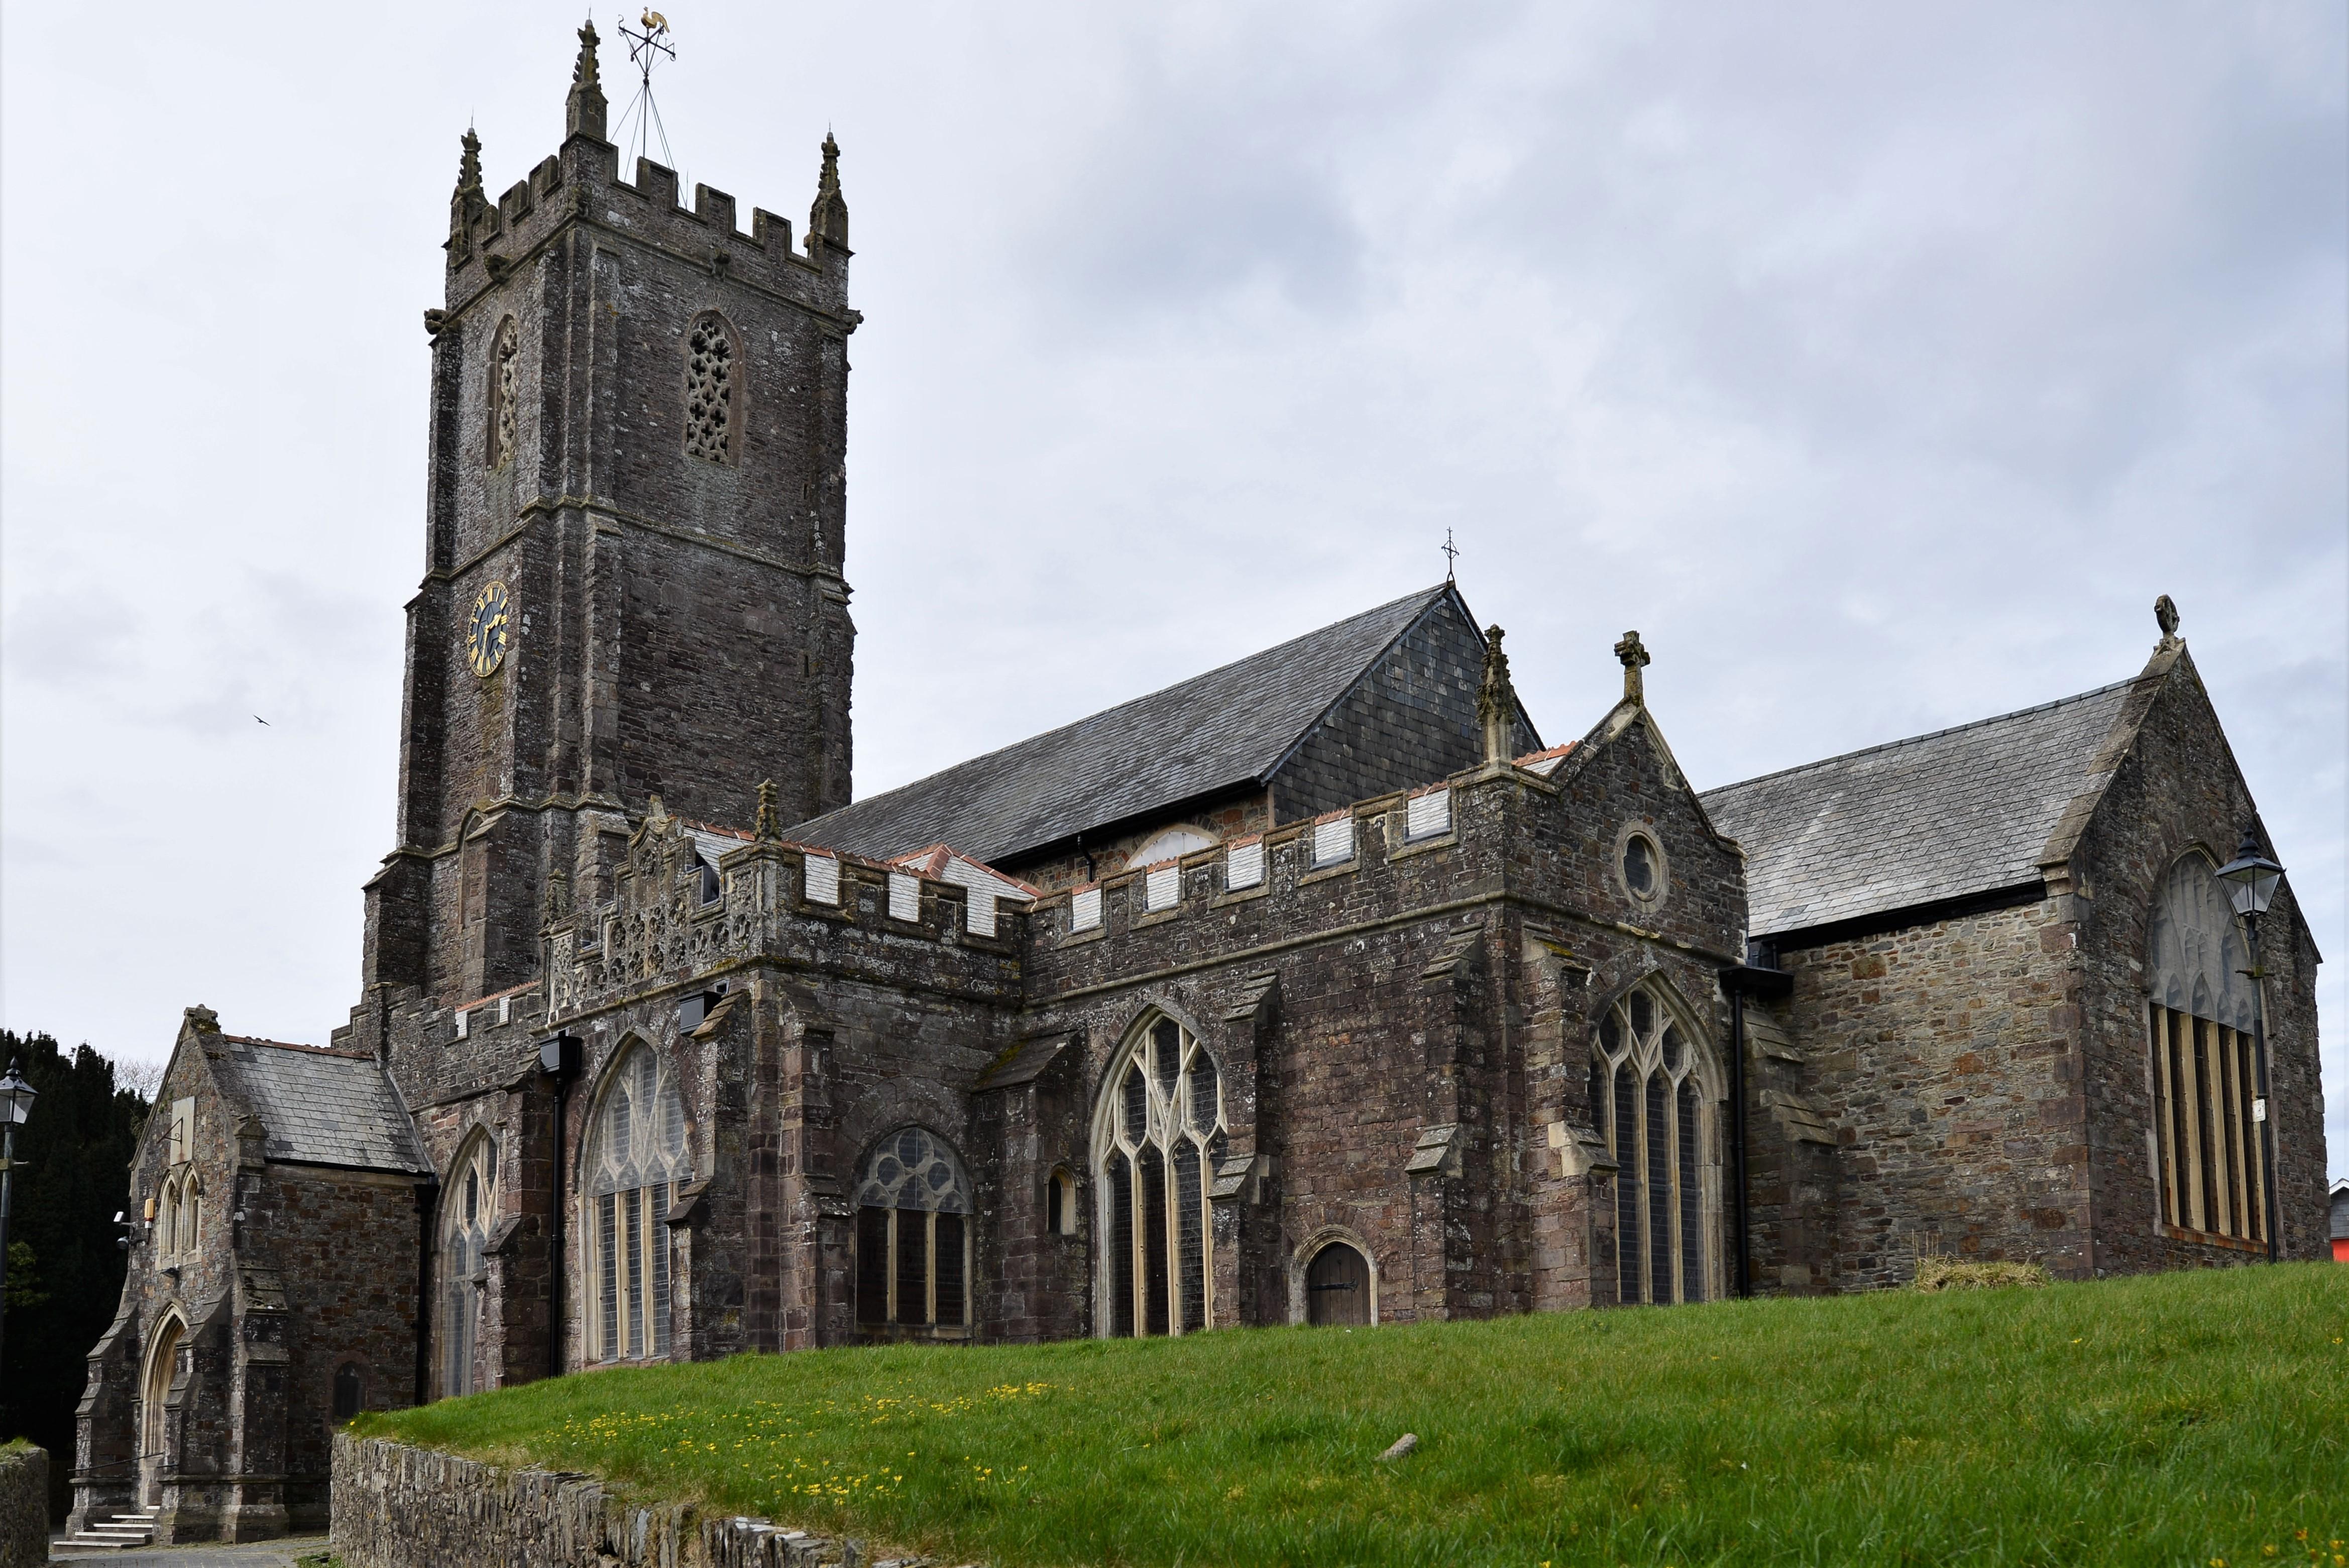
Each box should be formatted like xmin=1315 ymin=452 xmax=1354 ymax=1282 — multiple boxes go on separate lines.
xmin=1305 ymin=1242 xmax=1371 ymax=1325
xmin=140 ymin=1315 xmax=185 ymax=1508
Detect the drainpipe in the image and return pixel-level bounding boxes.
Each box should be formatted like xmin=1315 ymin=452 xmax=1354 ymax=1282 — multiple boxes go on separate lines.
xmin=539 ymin=1034 xmax=584 ymax=1380
xmin=412 ymin=1178 xmax=440 ymax=1405
xmin=1720 ymin=952 xmax=1792 ymax=1301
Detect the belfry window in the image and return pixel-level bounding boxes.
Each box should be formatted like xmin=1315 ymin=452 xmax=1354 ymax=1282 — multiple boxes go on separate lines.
xmin=1590 ymin=983 xmax=1712 ymax=1305
xmin=584 ymin=1048 xmax=692 ymax=1362
xmin=439 ymin=1137 xmax=496 ymax=1397
xmin=684 ymin=312 xmax=739 ymax=464
xmin=1096 ymin=1016 xmax=1225 ymax=1337
xmin=852 ymin=1128 xmax=973 ymax=1332
xmin=488 ymin=316 xmax=519 ymax=469
xmin=2146 ymin=853 xmax=2267 ymax=1242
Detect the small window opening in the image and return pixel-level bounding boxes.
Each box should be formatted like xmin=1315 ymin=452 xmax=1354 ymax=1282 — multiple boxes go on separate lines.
xmin=332 ymin=1362 xmax=365 ymax=1422
xmin=1622 ymin=834 xmax=1658 ymax=897
xmin=1048 ymin=1168 xmax=1077 ymax=1237
xmin=698 ymin=860 xmax=721 ymax=905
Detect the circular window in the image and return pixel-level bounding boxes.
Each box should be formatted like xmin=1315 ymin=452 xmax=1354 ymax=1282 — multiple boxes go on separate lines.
xmin=1615 ymin=827 xmax=1667 ymax=905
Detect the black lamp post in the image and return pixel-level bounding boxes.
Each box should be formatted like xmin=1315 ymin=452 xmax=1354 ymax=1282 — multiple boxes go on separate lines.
xmin=0 ymin=1059 xmax=39 ymax=1375
xmin=2213 ymin=828 xmax=2286 ymax=1263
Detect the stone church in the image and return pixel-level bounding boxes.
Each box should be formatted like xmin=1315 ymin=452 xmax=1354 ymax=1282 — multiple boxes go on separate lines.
xmin=71 ymin=25 xmax=2328 ymax=1546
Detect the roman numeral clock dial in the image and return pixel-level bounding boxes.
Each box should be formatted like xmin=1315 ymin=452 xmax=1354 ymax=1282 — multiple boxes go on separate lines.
xmin=466 ymin=580 xmax=512 ymax=678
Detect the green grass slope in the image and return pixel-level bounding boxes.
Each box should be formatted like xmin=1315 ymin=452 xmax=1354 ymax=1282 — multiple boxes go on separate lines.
xmin=364 ymin=1264 xmax=2348 ymax=1567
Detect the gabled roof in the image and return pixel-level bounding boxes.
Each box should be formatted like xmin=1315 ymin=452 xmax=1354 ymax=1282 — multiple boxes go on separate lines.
xmin=218 ymin=1036 xmax=430 ymax=1175
xmin=1700 ymin=675 xmax=2143 ymax=939
xmin=789 ymin=585 xmax=1467 ymax=864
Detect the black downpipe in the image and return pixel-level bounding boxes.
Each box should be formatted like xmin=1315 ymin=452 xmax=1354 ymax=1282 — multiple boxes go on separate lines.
xmin=1729 ymin=987 xmax=1752 ymax=1299
xmin=540 ymin=1034 xmax=584 ymax=1380
xmin=412 ymin=1178 xmax=440 ymax=1406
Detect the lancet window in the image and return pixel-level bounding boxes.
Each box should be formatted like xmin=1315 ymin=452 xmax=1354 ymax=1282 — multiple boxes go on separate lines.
xmin=488 ymin=316 xmax=519 ymax=469
xmin=1590 ymin=983 xmax=1713 ymax=1305
xmin=2146 ymin=853 xmax=2268 ymax=1242
xmin=684 ymin=312 xmax=739 ymax=463
xmin=584 ymin=1047 xmax=692 ymax=1362
xmin=1096 ymin=1016 xmax=1225 ymax=1337
xmin=852 ymin=1127 xmax=973 ymax=1332
xmin=439 ymin=1136 xmax=496 ymax=1397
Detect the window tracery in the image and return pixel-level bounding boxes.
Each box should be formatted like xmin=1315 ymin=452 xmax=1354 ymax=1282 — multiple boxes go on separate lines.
xmin=488 ymin=316 xmax=519 ymax=469
xmin=584 ymin=1048 xmax=690 ymax=1362
xmin=684 ymin=313 xmax=738 ymax=463
xmin=439 ymin=1137 xmax=496 ymax=1397
xmin=2146 ymin=853 xmax=2267 ymax=1241
xmin=853 ymin=1127 xmax=972 ymax=1331
xmin=1096 ymin=1016 xmax=1225 ymax=1336
xmin=1590 ymin=983 xmax=1712 ymax=1305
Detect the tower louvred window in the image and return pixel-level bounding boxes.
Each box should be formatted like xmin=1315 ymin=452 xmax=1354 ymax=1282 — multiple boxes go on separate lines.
xmin=851 ymin=1127 xmax=973 ymax=1331
xmin=1095 ymin=1016 xmax=1226 ymax=1337
xmin=684 ymin=313 xmax=738 ymax=463
xmin=1592 ymin=982 xmax=1713 ymax=1305
xmin=584 ymin=1048 xmax=691 ymax=1362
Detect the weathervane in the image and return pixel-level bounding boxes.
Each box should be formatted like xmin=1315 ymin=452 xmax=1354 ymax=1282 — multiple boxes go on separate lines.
xmin=614 ymin=10 xmax=677 ymax=172
xmin=1441 ymin=527 xmax=1460 ymax=584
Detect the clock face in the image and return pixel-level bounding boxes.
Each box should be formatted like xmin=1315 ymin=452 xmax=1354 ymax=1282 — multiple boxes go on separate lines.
xmin=466 ymin=580 xmax=512 ymax=678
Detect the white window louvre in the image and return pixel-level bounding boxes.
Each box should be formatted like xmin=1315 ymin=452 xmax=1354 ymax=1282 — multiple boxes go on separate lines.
xmin=803 ymin=853 xmax=840 ymax=906
xmin=497 ymin=994 xmax=512 ymax=1025
xmin=1406 ymin=789 xmax=1452 ymax=840
xmin=454 ymin=1007 xmax=470 ymax=1039
xmin=1145 ymin=863 xmax=1179 ymax=913
xmin=1225 ymin=841 xmax=1264 ymax=890
xmin=965 ymin=885 xmax=997 ymax=936
xmin=1071 ymin=886 xmax=1103 ymax=932
xmin=888 ymin=872 xmax=921 ymax=922
xmin=1312 ymin=817 xmax=1355 ymax=867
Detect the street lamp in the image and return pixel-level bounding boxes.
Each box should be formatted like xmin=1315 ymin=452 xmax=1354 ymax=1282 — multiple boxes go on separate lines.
xmin=2214 ymin=829 xmax=2286 ymax=1264
xmin=0 ymin=1059 xmax=37 ymax=1375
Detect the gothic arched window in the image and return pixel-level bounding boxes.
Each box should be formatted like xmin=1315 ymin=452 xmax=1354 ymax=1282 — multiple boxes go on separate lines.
xmin=683 ymin=312 xmax=740 ymax=464
xmin=439 ymin=1136 xmax=496 ymax=1397
xmin=1095 ymin=1015 xmax=1225 ymax=1337
xmin=584 ymin=1047 xmax=691 ymax=1362
xmin=1590 ymin=983 xmax=1713 ymax=1305
xmin=487 ymin=316 xmax=520 ymax=469
xmin=2146 ymin=852 xmax=2266 ymax=1242
xmin=852 ymin=1127 xmax=973 ymax=1332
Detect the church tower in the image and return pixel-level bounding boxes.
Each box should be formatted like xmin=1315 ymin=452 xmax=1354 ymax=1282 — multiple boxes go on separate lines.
xmin=363 ymin=24 xmax=857 ymax=1006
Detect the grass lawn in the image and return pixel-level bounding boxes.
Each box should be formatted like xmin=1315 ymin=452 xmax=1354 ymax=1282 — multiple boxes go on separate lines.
xmin=362 ymin=1263 xmax=2348 ymax=1567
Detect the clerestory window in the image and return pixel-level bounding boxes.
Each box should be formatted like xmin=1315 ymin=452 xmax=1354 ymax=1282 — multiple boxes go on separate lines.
xmin=584 ymin=1047 xmax=692 ymax=1362
xmin=1096 ymin=1016 xmax=1225 ymax=1337
xmin=1590 ymin=983 xmax=1713 ymax=1305
xmin=853 ymin=1127 xmax=972 ymax=1332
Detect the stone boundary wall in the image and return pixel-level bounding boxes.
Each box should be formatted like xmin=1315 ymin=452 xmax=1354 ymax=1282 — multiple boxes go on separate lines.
xmin=0 ymin=1444 xmax=47 ymax=1568
xmin=331 ymin=1434 xmax=955 ymax=1568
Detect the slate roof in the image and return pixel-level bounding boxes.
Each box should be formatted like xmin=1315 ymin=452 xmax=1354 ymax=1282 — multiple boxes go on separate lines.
xmin=1700 ymin=677 xmax=2140 ymax=939
xmin=220 ymin=1036 xmax=430 ymax=1174
xmin=789 ymin=585 xmax=1463 ymax=864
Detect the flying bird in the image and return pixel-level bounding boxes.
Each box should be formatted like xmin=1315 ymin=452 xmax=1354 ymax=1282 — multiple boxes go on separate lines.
xmin=255 ymin=715 xmax=271 ymax=726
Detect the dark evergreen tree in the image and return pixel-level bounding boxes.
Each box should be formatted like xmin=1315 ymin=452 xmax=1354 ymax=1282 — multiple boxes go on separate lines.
xmin=0 ymin=1031 xmax=147 ymax=1520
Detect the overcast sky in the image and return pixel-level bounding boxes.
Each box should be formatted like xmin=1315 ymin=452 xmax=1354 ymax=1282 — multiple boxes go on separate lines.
xmin=4 ymin=3 xmax=2342 ymax=1175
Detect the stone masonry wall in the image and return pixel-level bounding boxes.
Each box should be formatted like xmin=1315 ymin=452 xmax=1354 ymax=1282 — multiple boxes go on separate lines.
xmin=2068 ymin=648 xmax=2330 ymax=1269
xmin=0 ymin=1445 xmax=46 ymax=1568
xmin=1777 ymin=898 xmax=2087 ymax=1289
xmin=332 ymin=1435 xmax=929 ymax=1568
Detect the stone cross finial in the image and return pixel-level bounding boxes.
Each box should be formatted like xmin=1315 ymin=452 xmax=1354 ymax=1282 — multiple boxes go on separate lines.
xmin=1614 ymin=630 xmax=1651 ymax=702
xmin=567 ymin=20 xmax=608 ymax=142
xmin=809 ymin=133 xmax=849 ymax=251
xmin=1476 ymin=625 xmax=1515 ymax=765
xmin=755 ymin=778 xmax=780 ymax=841
xmin=2154 ymin=594 xmax=2182 ymax=651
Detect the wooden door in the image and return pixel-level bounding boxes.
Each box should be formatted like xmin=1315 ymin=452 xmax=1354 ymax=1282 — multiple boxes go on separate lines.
xmin=1305 ymin=1242 xmax=1370 ymax=1326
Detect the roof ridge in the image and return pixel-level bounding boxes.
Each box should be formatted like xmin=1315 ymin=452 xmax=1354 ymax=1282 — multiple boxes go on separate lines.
xmin=228 ymin=1034 xmax=373 ymax=1060
xmin=801 ymin=583 xmax=1452 ymax=827
xmin=1699 ymin=673 xmax=2146 ymax=800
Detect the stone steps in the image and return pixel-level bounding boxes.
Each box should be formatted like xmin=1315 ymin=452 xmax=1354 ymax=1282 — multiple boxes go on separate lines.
xmin=51 ymin=1508 xmax=159 ymax=1554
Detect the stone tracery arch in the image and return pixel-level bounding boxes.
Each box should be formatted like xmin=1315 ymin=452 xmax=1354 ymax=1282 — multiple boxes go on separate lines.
xmin=1090 ymin=1008 xmax=1227 ymax=1337
xmin=580 ymin=1042 xmax=692 ymax=1362
xmin=437 ymin=1130 xmax=497 ymax=1397
xmin=1588 ymin=975 xmax=1719 ymax=1305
